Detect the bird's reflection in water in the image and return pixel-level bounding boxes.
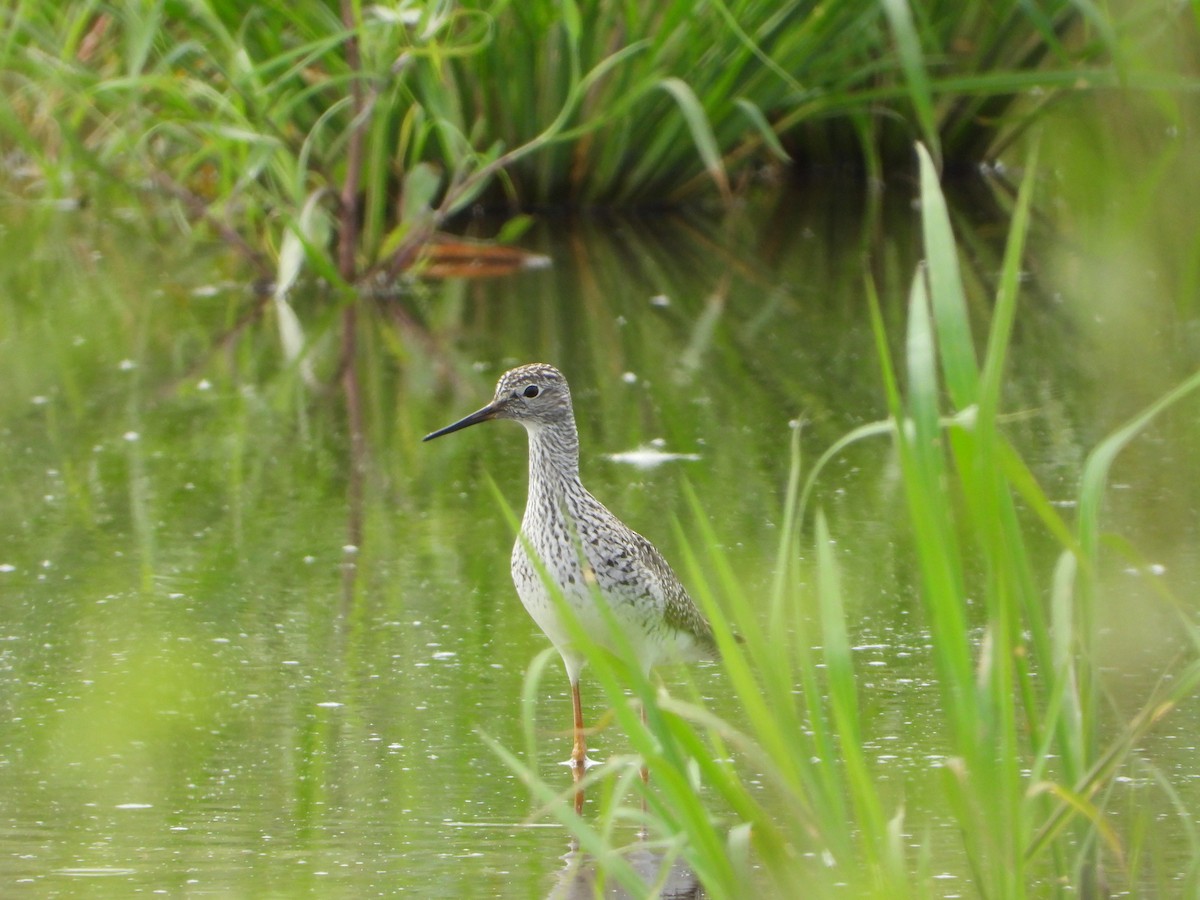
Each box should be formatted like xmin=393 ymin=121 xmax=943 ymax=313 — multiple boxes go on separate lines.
xmin=549 ymin=837 xmax=704 ymax=899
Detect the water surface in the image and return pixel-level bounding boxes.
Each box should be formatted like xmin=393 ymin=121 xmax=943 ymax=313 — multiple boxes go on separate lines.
xmin=1 ymin=148 xmax=1198 ymax=896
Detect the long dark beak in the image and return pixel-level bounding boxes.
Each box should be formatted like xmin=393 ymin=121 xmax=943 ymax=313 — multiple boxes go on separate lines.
xmin=422 ymin=403 xmax=500 ymax=441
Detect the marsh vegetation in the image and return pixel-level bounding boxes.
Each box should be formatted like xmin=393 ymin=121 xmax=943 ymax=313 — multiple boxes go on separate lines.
xmin=2 ymin=2 xmax=1199 ymax=896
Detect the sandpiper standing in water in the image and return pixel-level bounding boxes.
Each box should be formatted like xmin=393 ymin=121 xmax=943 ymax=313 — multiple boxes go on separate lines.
xmin=423 ymin=363 xmax=717 ymax=772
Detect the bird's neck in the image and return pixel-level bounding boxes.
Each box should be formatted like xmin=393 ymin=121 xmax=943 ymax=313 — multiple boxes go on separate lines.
xmin=525 ymin=419 xmax=582 ymax=497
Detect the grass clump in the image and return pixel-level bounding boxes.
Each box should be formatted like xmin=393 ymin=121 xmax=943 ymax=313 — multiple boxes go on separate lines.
xmin=1 ymin=1 xmax=1146 ymax=285
xmin=489 ymin=144 xmax=1200 ymax=896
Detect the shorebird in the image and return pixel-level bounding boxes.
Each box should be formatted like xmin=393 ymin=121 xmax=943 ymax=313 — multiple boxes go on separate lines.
xmin=423 ymin=363 xmax=717 ymax=770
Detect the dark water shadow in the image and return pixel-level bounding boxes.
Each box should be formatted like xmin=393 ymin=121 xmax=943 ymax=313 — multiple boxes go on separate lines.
xmin=549 ymin=837 xmax=703 ymax=900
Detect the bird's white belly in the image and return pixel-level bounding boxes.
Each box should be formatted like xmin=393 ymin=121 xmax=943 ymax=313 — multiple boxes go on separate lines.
xmin=510 ymin=536 xmax=663 ymax=670
xmin=511 ymin=539 xmax=596 ymax=651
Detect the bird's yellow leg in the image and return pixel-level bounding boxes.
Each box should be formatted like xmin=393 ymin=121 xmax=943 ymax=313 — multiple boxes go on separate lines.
xmin=571 ymin=680 xmax=587 ymax=770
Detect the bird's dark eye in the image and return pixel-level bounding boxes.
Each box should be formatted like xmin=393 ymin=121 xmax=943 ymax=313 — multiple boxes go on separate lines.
xmin=523 ymin=385 xmax=540 ymax=399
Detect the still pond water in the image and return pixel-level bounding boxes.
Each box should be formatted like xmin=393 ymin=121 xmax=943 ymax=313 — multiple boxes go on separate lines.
xmin=1 ymin=152 xmax=1199 ymax=894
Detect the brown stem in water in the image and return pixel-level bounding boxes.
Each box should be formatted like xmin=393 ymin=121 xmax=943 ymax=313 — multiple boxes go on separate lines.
xmin=337 ymin=0 xmax=367 ymax=287
xmin=338 ymin=0 xmax=369 ymax=609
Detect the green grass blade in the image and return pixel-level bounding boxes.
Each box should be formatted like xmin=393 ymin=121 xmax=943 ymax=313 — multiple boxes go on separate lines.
xmin=815 ymin=510 xmax=890 ymax=879
xmin=978 ymin=137 xmax=1039 ymax=424
xmin=881 ymin=0 xmax=940 ymax=166
xmin=733 ymin=97 xmax=789 ymax=161
xmin=1077 ymin=368 xmax=1200 ymax=563
xmin=658 ymin=77 xmax=731 ymax=202
xmin=916 ymin=142 xmax=979 ymax=407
